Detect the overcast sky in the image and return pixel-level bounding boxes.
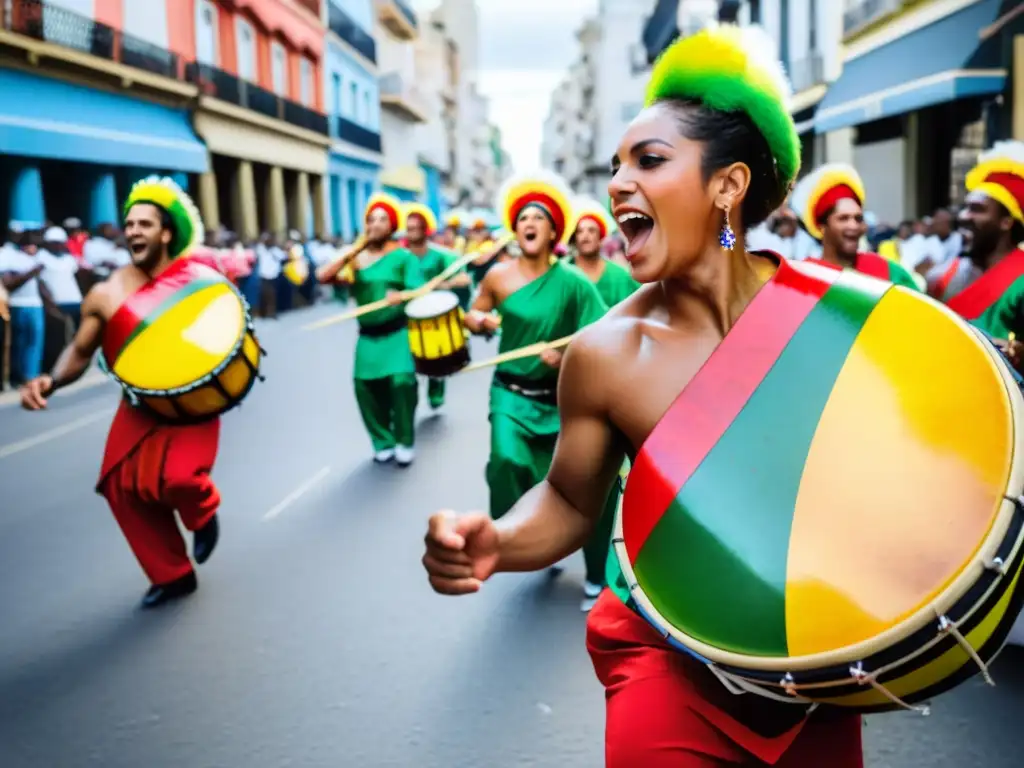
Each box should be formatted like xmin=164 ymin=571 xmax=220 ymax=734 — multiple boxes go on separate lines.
xmin=410 ymin=0 xmax=598 ymax=171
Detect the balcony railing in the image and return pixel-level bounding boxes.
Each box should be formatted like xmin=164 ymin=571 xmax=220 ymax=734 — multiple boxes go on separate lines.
xmin=842 ymin=0 xmax=903 ymax=37
xmin=327 ymin=3 xmax=376 ymax=64
xmin=376 ymin=0 xmax=417 ymax=40
xmin=186 ymin=63 xmax=329 ymax=135
xmin=789 ymin=53 xmax=825 ymax=93
xmin=6 ymin=0 xmax=181 ymax=80
xmin=379 ymin=71 xmax=428 ymax=122
xmin=334 ymin=115 xmax=383 ymax=153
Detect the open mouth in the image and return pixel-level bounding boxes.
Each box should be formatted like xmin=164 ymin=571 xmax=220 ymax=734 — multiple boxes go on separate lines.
xmin=523 ymin=231 xmax=538 ymax=243
xmin=130 ymin=241 xmax=147 ymax=255
xmin=616 ymin=211 xmax=653 ymax=259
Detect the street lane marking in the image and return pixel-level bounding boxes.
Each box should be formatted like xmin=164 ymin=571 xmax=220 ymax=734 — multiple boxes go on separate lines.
xmin=263 ymin=465 xmax=332 ymax=521
xmin=0 ymin=407 xmax=115 ymax=460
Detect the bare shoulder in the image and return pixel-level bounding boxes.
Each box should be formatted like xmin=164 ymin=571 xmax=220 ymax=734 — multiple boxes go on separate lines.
xmin=562 ymin=284 xmax=658 ymax=409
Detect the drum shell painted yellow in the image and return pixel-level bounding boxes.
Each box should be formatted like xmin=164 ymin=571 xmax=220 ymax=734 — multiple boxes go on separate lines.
xmin=406 ymin=293 xmax=469 ymax=377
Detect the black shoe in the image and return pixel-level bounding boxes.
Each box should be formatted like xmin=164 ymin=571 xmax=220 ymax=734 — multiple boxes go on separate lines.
xmin=141 ymin=571 xmax=198 ymax=609
xmin=193 ymin=514 xmax=219 ymax=564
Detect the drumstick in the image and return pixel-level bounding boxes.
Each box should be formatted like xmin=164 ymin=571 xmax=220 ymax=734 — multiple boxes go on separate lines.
xmin=455 ymin=334 xmax=575 ymax=375
xmin=304 ymin=236 xmax=515 ymax=332
xmin=316 ymin=235 xmax=368 ymax=284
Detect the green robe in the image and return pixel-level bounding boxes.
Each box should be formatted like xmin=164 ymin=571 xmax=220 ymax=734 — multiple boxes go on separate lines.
xmin=969 ymin=275 xmax=1024 ymax=339
xmin=415 ymin=244 xmax=469 ymax=408
xmin=487 ymin=260 xmax=608 ymax=519
xmin=569 ymin=257 xmax=640 ymax=310
xmin=350 ymin=247 xmax=423 ymax=451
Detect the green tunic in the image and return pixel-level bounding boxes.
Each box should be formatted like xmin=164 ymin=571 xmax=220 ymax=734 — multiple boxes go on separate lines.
xmin=970 ymin=275 xmax=1024 ymax=339
xmin=486 ymin=260 xmax=608 ymax=519
xmin=351 ymin=247 xmax=423 ymax=380
xmin=569 ymin=257 xmax=640 ymax=310
xmin=350 ymin=247 xmax=423 ymax=452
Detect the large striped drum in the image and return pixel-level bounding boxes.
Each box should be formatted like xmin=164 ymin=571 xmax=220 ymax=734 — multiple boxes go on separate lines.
xmin=613 ymin=258 xmax=1024 ymax=713
xmin=101 ymin=258 xmax=263 ymax=424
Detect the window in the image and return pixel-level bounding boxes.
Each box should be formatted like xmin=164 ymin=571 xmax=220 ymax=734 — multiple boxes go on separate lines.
xmin=235 ymin=17 xmax=256 ymax=80
xmin=363 ymin=92 xmax=371 ymax=125
xmin=300 ymin=58 xmax=313 ymax=106
xmin=271 ymin=42 xmax=288 ymax=95
xmin=349 ymin=81 xmax=359 ymax=119
xmin=195 ymin=0 xmax=218 ymax=65
xmin=332 ymin=73 xmax=342 ymax=115
xmin=808 ymin=0 xmax=818 ymax=52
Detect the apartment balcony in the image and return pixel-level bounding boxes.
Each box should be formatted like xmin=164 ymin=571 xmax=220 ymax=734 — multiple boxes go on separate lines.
xmin=843 ymin=0 xmax=904 ymax=39
xmin=3 ymin=0 xmax=184 ymax=83
xmin=327 ymin=3 xmax=376 ymax=64
xmin=186 ymin=63 xmax=329 ymax=135
xmin=789 ymin=53 xmax=825 ymax=94
xmin=333 ymin=115 xmax=383 ymax=153
xmin=379 ymin=71 xmax=428 ymax=122
xmin=292 ymin=0 xmax=321 ymax=17
xmin=376 ymin=0 xmax=417 ymax=41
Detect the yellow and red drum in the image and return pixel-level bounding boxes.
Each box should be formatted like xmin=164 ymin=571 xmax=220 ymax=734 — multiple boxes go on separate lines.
xmin=613 ymin=259 xmax=1024 ymax=713
xmin=405 ymin=290 xmax=469 ymax=377
xmin=101 ymin=258 xmax=263 ymax=423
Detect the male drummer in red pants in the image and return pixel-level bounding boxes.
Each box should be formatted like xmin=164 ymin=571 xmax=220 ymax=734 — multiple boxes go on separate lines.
xmin=20 ymin=177 xmax=220 ymax=609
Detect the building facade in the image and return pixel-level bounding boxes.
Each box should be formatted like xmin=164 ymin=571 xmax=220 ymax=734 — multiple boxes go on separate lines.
xmin=323 ymin=0 xmax=384 ymax=241
xmin=639 ymin=0 xmax=1022 ymax=222
xmin=0 ymin=0 xmax=209 ymax=229
xmin=540 ymin=0 xmax=649 ymax=198
xmin=374 ymin=0 xmax=428 ymax=204
xmin=188 ymin=0 xmax=330 ymax=241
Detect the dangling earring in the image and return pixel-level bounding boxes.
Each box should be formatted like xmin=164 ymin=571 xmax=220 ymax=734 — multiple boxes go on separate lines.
xmin=719 ymin=206 xmax=736 ymax=251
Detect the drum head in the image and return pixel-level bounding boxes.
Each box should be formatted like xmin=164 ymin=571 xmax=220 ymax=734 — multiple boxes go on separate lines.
xmin=618 ymin=274 xmax=1023 ymax=671
xmin=406 ymin=290 xmax=459 ymax=320
xmin=111 ymin=280 xmax=248 ymax=393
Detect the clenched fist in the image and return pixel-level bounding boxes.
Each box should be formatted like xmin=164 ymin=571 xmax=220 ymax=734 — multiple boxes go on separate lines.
xmin=422 ymin=511 xmax=500 ymax=595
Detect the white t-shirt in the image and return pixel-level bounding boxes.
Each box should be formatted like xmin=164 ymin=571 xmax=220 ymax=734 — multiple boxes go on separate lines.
xmin=257 ymin=244 xmax=283 ymax=280
xmin=0 ymin=245 xmax=43 ymax=307
xmin=39 ymin=251 xmax=83 ymax=304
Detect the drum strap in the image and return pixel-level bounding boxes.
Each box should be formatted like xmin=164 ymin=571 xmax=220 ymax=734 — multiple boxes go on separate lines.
xmin=358 ymin=315 xmax=408 ymax=338
xmin=494 ymin=371 xmax=558 ymax=405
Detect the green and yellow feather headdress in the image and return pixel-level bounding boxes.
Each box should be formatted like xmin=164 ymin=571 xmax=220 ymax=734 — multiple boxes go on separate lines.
xmin=123 ymin=176 xmax=204 ymax=258
xmin=645 ymin=24 xmax=801 ymax=190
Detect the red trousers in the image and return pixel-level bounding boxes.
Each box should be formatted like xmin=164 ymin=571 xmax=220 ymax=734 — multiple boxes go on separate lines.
xmin=97 ymin=401 xmax=221 ymax=586
xmin=587 ymin=591 xmax=864 ymax=767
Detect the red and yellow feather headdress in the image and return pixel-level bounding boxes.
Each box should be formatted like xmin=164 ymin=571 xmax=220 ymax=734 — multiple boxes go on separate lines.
xmin=571 ymin=196 xmax=616 ymax=240
xmin=364 ymin=192 xmax=404 ymax=233
xmin=789 ymin=163 xmax=866 ymax=241
xmin=966 ymin=141 xmax=1024 ymax=223
xmin=497 ymin=169 xmax=574 ymax=246
xmin=402 ymin=201 xmax=437 ymax=236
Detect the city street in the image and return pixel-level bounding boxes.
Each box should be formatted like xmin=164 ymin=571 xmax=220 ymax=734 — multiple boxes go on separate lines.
xmin=1 ymin=303 xmax=1022 ymax=768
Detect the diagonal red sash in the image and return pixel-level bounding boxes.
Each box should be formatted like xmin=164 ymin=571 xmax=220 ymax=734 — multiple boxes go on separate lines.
xmin=805 ymin=253 xmax=888 ymax=280
xmin=622 ymin=258 xmax=842 ymax=554
xmin=946 ymin=248 xmax=1024 ymax=320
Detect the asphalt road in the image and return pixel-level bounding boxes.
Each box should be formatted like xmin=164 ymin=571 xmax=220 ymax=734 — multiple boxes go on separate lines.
xmin=0 ymin=302 xmax=1022 ymax=768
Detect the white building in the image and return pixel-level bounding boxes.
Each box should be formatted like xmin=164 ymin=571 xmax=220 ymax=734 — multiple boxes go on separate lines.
xmin=426 ymin=0 xmax=508 ymax=209
xmin=375 ymin=0 xmax=431 ymax=202
xmin=541 ymin=1 xmax=652 ymax=198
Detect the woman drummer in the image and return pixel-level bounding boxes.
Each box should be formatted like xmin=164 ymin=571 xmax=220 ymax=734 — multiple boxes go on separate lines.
xmin=462 ymin=170 xmax=607 ymax=524
xmin=422 ymin=26 xmax=863 ymax=767
xmin=791 ymin=163 xmax=919 ymax=289
xmin=320 ymin=193 xmax=423 ymax=466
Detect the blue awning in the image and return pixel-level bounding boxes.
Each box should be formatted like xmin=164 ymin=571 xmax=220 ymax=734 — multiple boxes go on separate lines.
xmin=814 ymin=0 xmax=1008 ymax=134
xmin=0 ymin=68 xmax=208 ymax=173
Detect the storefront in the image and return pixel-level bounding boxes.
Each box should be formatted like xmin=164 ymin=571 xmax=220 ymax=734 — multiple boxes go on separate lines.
xmin=813 ymin=0 xmax=1008 ymax=218
xmin=0 ymin=66 xmax=207 ymax=229
xmin=192 ymin=104 xmax=330 ymax=241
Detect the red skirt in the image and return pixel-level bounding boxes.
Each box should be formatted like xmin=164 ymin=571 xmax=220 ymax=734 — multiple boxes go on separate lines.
xmin=586 ymin=591 xmax=864 ymax=766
